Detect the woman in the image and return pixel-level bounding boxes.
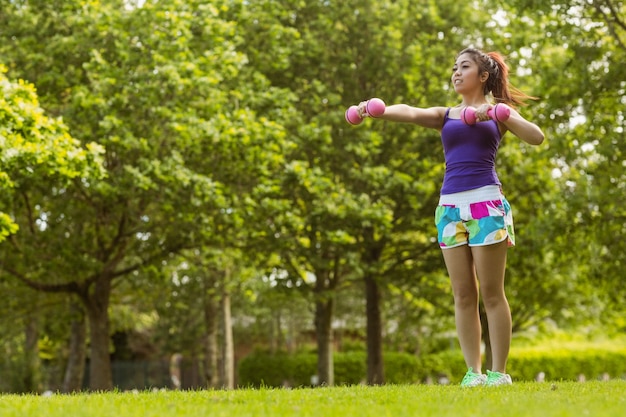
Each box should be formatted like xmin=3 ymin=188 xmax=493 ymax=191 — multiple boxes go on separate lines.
xmin=357 ymin=47 xmax=544 ymax=386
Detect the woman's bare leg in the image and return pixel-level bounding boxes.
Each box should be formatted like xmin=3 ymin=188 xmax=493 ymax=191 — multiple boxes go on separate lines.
xmin=471 ymin=240 xmax=511 ymax=373
xmin=442 ymin=245 xmax=482 ymax=372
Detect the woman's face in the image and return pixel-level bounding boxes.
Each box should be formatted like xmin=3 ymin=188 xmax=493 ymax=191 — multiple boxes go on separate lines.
xmin=451 ymin=53 xmax=485 ymax=94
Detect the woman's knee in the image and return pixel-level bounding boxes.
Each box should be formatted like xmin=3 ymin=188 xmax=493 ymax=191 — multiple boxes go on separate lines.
xmin=453 ymin=289 xmax=480 ymax=310
xmin=480 ymin=289 xmax=508 ymax=311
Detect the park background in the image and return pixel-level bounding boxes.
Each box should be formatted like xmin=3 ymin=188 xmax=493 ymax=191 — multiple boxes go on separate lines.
xmin=0 ymin=0 xmax=624 ymax=393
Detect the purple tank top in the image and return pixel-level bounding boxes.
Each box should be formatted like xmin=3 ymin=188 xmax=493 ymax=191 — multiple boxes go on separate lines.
xmin=440 ymin=108 xmax=502 ymax=194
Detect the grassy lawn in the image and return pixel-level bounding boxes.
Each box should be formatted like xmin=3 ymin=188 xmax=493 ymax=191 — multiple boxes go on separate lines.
xmin=1 ymin=380 xmax=624 ymax=417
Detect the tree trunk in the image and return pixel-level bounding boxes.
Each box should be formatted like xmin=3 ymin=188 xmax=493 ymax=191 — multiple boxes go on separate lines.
xmin=62 ymin=301 xmax=87 ymax=393
xmin=84 ymin=276 xmax=113 ymax=391
xmin=365 ymin=273 xmax=384 ymax=385
xmin=286 ymin=312 xmax=296 ymax=354
xmin=24 ymin=315 xmax=40 ymax=392
xmin=480 ymin=305 xmax=492 ymax=371
xmin=203 ymin=286 xmax=219 ymax=388
xmin=270 ymin=312 xmax=281 ymax=354
xmin=314 ymin=297 xmax=334 ymax=386
xmin=222 ymin=290 xmax=234 ymax=389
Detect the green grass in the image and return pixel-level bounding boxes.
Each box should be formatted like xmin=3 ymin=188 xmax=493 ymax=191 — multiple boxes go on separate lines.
xmin=1 ymin=381 xmax=624 ymax=417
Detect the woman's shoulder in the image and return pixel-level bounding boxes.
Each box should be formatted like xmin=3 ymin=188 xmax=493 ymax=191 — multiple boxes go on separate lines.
xmin=413 ymin=106 xmax=450 ymax=130
xmin=445 ymin=105 xmax=464 ymax=120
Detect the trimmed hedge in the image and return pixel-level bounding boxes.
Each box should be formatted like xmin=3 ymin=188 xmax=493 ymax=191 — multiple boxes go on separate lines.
xmin=507 ymin=346 xmax=626 ymax=382
xmin=238 ymin=351 xmax=424 ymax=387
xmin=238 ymin=345 xmax=626 ymax=387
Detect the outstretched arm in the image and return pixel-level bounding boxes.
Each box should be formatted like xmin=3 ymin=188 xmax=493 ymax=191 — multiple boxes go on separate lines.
xmin=359 ymin=102 xmax=448 ymax=130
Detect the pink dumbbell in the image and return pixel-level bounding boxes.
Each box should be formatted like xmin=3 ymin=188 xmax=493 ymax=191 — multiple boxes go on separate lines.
xmin=461 ymin=103 xmax=511 ymax=125
xmin=345 ymin=98 xmax=386 ymax=125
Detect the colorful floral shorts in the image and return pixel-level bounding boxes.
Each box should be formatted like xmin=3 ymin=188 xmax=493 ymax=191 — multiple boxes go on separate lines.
xmin=435 ymin=188 xmax=515 ymax=249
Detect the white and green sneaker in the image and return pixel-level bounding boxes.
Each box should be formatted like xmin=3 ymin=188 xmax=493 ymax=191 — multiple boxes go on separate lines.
xmin=486 ymin=370 xmax=512 ymax=386
xmin=460 ymin=368 xmax=487 ymax=387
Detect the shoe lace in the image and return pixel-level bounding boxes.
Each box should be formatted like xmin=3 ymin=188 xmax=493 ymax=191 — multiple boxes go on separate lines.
xmin=487 ymin=370 xmax=505 ymax=382
xmin=462 ymin=368 xmax=481 ymax=384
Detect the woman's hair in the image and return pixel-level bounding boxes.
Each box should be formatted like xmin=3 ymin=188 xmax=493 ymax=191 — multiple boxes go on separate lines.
xmin=457 ymin=47 xmax=536 ymax=108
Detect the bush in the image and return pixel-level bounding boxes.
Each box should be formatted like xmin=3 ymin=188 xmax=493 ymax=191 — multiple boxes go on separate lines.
xmin=507 ymin=345 xmax=626 ymax=382
xmin=383 ymin=352 xmax=422 ymax=383
xmin=238 ymin=350 xmax=427 ymax=387
xmin=238 ymin=344 xmax=626 ymax=387
xmin=426 ymin=344 xmax=626 ymax=383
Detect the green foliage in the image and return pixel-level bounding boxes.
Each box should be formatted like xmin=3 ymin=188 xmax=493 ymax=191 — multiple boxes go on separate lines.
xmin=0 ymin=67 xmax=105 ymax=241
xmin=509 ymin=345 xmax=626 ymax=382
xmin=494 ymin=0 xmax=626 ymax=324
xmin=379 ymin=352 xmax=427 ymax=384
xmin=238 ymin=351 xmax=308 ymax=387
xmin=238 ymin=350 xmax=432 ymax=387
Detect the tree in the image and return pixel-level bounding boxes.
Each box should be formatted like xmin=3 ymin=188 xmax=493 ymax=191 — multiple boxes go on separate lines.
xmin=0 ymin=0 xmax=293 ymax=390
xmin=0 ymin=67 xmax=104 ymax=392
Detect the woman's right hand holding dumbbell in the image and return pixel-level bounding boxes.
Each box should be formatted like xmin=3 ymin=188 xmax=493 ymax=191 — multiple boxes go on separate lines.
xmin=345 ymin=98 xmax=386 ymax=125
xmin=461 ymin=103 xmax=511 ymax=125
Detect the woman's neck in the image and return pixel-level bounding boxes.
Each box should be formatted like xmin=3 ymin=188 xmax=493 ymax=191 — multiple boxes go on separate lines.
xmin=459 ymin=93 xmax=490 ymax=108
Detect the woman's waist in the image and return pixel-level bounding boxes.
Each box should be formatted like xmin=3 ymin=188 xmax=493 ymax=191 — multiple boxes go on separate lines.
xmin=438 ymin=185 xmax=504 ymax=205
